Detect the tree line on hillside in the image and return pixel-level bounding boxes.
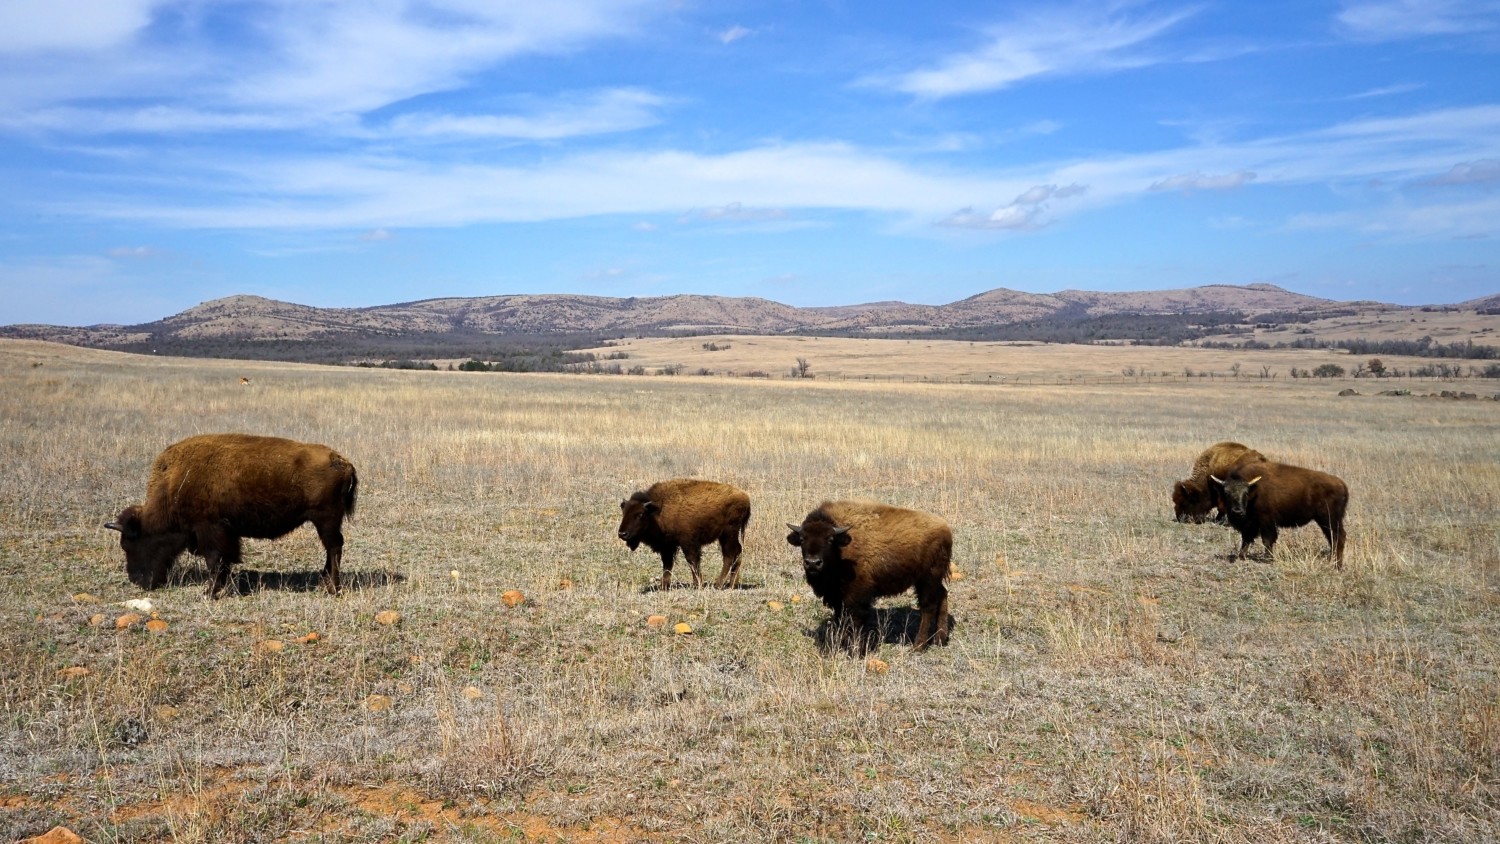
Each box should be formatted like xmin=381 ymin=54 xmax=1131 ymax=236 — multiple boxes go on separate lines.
xmin=1202 ymin=336 xmax=1499 ymax=360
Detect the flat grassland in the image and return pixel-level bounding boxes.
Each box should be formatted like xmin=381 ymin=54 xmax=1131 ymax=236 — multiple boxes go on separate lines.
xmin=1 ymin=339 xmax=1497 ymax=843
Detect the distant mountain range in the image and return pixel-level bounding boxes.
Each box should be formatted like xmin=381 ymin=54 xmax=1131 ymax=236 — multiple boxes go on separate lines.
xmin=4 ymin=284 xmax=1497 ymax=362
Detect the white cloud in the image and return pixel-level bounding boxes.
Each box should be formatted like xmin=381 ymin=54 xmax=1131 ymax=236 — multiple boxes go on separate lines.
xmin=360 ymin=228 xmax=393 ymax=242
xmin=718 ymin=25 xmax=753 ymax=44
xmin=684 ymin=202 xmax=790 ymax=223
xmin=881 ymin=6 xmax=1197 ymax=98
xmin=941 ymin=182 xmax=1086 ymax=230
xmin=1421 ymin=158 xmax=1500 ymax=187
xmin=1336 ymin=0 xmax=1500 ymax=40
xmin=387 ymin=89 xmax=666 ymax=140
xmin=107 ymin=245 xmax=162 ymax=259
xmin=1149 ymin=170 xmax=1257 ymax=192
xmin=0 ymin=0 xmax=157 ymax=52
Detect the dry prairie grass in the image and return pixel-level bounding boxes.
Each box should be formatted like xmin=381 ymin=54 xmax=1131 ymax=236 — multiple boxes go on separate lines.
xmin=1 ymin=338 xmax=1497 ymax=843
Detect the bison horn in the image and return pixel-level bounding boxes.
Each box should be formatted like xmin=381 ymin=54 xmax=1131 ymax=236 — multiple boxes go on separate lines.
xmin=785 ymin=523 xmax=802 ymax=534
xmin=1209 ymin=475 xmax=1224 ymax=486
xmin=1247 ymin=476 xmax=1262 ymax=486
xmin=104 ymin=522 xmax=122 ymax=532
xmin=832 ymin=526 xmax=850 ymax=537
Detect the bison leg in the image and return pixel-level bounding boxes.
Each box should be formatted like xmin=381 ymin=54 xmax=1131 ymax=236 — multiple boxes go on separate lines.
xmin=682 ymin=545 xmax=705 ymax=589
xmin=713 ymin=530 xmax=743 ymax=589
xmin=202 ymin=532 xmax=240 ymax=599
xmin=314 ymin=520 xmax=345 ymax=595
xmin=913 ymin=580 xmax=950 ymax=650
xmin=1259 ymin=525 xmax=1279 ymax=560
xmin=1320 ymin=515 xmax=1347 ymax=570
xmin=658 ymin=547 xmax=677 ymax=591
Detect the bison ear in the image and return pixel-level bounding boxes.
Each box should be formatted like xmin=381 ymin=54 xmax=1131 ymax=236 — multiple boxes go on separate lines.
xmin=1247 ymin=476 xmax=1262 ymax=486
xmin=785 ymin=524 xmax=803 ymax=546
xmin=620 ymin=499 xmax=628 ymax=510
xmin=831 ymin=525 xmax=852 ymax=547
xmin=644 ymin=500 xmax=661 ymax=515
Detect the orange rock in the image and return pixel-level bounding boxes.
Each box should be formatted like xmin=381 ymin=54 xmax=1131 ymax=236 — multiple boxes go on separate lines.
xmin=865 ymin=658 xmax=890 ymax=675
xmin=673 ymin=622 xmax=693 ymax=635
xmin=22 ymin=826 xmax=84 ymax=844
xmin=790 ymin=595 xmax=802 ymax=604
xmin=88 ymin=613 xmax=107 ymax=627
xmin=766 ymin=600 xmax=785 ymax=612
xmin=294 ymin=632 xmax=320 ymax=644
xmin=365 ymin=694 xmax=393 ymax=712
xmin=558 ymin=577 xmax=574 ymax=590
xmin=646 ymin=615 xmax=668 ymax=629
xmin=257 ymin=639 xmax=285 ymax=653
xmin=501 ymin=589 xmax=525 ymax=608
xmin=57 ymin=666 xmax=90 ymax=679
xmin=145 ymin=619 xmax=169 ymax=633
xmin=115 ymin=613 xmax=143 ymax=629
xmin=949 ymin=568 xmax=966 ymax=582
xmin=461 ymin=686 xmax=483 ymax=701
xmin=396 ymin=681 xmax=414 ymax=694
xmin=70 ymin=593 xmax=100 ymax=604
xmin=153 ymin=705 xmax=180 ymax=721
xmin=374 ymin=610 xmax=401 ymax=626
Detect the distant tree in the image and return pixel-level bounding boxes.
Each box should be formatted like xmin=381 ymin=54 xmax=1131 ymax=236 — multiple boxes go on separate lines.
xmin=1367 ymin=358 xmax=1386 ymax=377
xmin=1313 ymin=363 xmax=1346 ymax=378
xmin=794 ymin=357 xmax=812 ymax=378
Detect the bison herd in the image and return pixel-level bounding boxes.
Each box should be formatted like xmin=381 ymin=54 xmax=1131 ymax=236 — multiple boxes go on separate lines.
xmin=106 ymin=433 xmax=1350 ymax=655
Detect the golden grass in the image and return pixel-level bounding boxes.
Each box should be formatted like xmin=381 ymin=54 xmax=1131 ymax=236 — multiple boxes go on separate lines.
xmin=1 ymin=338 xmax=1498 ymax=843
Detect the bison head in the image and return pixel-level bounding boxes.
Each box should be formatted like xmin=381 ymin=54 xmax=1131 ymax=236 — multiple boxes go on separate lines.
xmin=1172 ymin=479 xmax=1213 ymax=523
xmin=786 ymin=520 xmax=851 ymax=576
xmin=105 ymin=505 xmax=181 ymax=590
xmin=617 ymin=493 xmax=659 ymax=551
xmin=1209 ymin=474 xmax=1261 ymax=520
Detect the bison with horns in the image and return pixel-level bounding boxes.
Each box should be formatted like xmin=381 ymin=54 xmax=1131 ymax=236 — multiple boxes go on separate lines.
xmin=106 ymin=434 xmax=358 ymax=598
xmin=1210 ymin=460 xmax=1348 ymax=568
xmin=787 ymin=500 xmax=953 ymax=654
xmin=617 ymin=478 xmax=751 ymax=590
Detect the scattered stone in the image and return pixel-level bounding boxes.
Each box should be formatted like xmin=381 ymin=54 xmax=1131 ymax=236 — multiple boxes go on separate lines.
xmin=1338 ymin=388 xmax=1359 ymax=397
xmin=462 ymin=686 xmax=483 ymax=701
xmin=153 ymin=705 xmax=180 ymax=721
xmin=120 ymin=598 xmax=154 ymax=613
xmin=790 ymin=595 xmax=802 ymax=604
xmin=365 ymin=694 xmax=393 ymax=713
xmin=70 ymin=593 xmax=100 ymax=604
xmin=57 ymin=666 xmax=90 ymax=679
xmin=88 ymin=613 xmax=107 ymax=627
xmin=145 ymin=619 xmax=169 ymax=633
xmin=949 ymin=567 xmax=966 ymax=581
xmin=501 ymin=589 xmax=525 ymax=608
xmin=374 ymin=610 xmax=401 ymax=626
xmin=646 ymin=615 xmax=668 ymax=629
xmin=558 ymin=577 xmax=574 ymax=590
xmin=115 ymin=613 xmax=143 ymax=630
xmin=766 ymin=600 xmax=785 ymax=612
xmin=294 ymin=632 xmax=320 ymax=645
xmin=22 ymin=825 xmax=84 ymax=844
xmin=257 ymin=639 xmax=285 ymax=654
xmin=865 ymin=658 xmax=890 ymax=675
xmin=673 ymin=622 xmax=693 ymax=635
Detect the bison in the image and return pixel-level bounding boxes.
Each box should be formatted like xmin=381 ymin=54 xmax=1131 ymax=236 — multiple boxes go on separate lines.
xmin=1173 ymin=441 xmax=1266 ymax=523
xmin=617 ymin=479 xmax=751 ymax=590
xmin=1210 ymin=460 xmax=1348 ymax=568
xmin=786 ymin=500 xmax=953 ymax=654
xmin=105 ymin=434 xmax=358 ymax=598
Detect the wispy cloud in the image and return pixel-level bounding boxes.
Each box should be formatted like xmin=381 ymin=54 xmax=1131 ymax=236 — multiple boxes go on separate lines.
xmin=1336 ymin=0 xmax=1500 ymax=40
xmin=718 ymin=25 xmax=754 ymax=45
xmin=386 ymin=89 xmax=668 ymax=140
xmin=878 ymin=5 xmax=1197 ymax=98
xmin=1149 ymin=170 xmax=1257 ymax=192
xmin=1420 ymin=158 xmax=1500 ymax=187
xmin=940 ymin=183 xmax=1087 ymax=231
xmin=106 ymin=245 xmax=163 ymax=259
xmin=683 ymin=202 xmax=790 ymax=223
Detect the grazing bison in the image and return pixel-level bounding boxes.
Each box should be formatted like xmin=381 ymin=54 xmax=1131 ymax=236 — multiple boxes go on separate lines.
xmin=617 ymin=479 xmax=751 ymax=590
xmin=106 ymin=434 xmax=358 ymax=598
xmin=1173 ymin=441 xmax=1266 ymax=523
xmin=786 ymin=500 xmax=952 ymax=654
xmin=1210 ymin=460 xmax=1348 ymax=568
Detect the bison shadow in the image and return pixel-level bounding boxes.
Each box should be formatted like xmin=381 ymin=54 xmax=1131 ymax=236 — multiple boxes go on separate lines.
xmin=808 ymin=605 xmax=958 ymax=656
xmin=637 ymin=581 xmax=761 ymax=594
xmin=167 ymin=566 xmax=404 ymax=596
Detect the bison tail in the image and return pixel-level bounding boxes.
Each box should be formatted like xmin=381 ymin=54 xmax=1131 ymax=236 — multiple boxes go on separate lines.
xmin=344 ymin=468 xmax=359 ymax=519
xmin=741 ymin=504 xmax=751 ymax=540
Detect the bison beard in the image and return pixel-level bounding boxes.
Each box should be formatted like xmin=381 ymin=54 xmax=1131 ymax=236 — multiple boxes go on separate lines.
xmin=106 ymin=434 xmax=358 ymax=598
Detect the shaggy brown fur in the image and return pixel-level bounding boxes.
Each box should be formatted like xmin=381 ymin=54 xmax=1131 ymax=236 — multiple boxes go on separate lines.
xmin=1210 ymin=460 xmax=1348 ymax=568
xmin=786 ymin=500 xmax=952 ymax=654
xmin=617 ymin=478 xmax=751 ymax=590
xmin=106 ymin=434 xmax=358 ymax=598
xmin=1173 ymin=441 xmax=1266 ymax=523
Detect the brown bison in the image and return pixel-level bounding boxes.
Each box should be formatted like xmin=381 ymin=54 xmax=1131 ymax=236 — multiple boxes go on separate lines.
xmin=617 ymin=479 xmax=751 ymax=590
xmin=1210 ymin=460 xmax=1348 ymax=568
xmin=786 ymin=500 xmax=952 ymax=654
xmin=106 ymin=434 xmax=358 ymax=598
xmin=1173 ymin=441 xmax=1266 ymax=523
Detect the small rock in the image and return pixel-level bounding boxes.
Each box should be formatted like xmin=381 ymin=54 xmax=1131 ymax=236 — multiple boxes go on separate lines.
xmin=646 ymin=614 xmax=668 ymax=629
xmin=70 ymin=593 xmax=100 ymax=604
xmin=461 ymin=686 xmax=483 ymax=701
xmin=22 ymin=825 xmax=84 ymax=844
xmin=294 ymin=632 xmax=320 ymax=645
xmin=949 ymin=568 xmax=966 ymax=581
xmin=153 ymin=705 xmax=180 ymax=721
xmin=365 ymin=694 xmax=393 ymax=712
xmin=257 ymin=639 xmax=285 ymax=654
xmin=673 ymin=622 xmax=693 ymax=635
xmin=120 ymin=598 xmax=154 ymax=613
xmin=58 ymin=666 xmax=90 ymax=679
xmin=374 ymin=610 xmax=401 ymax=626
xmin=88 ymin=613 xmax=107 ymax=627
xmin=558 ymin=577 xmax=574 ymax=590
xmin=865 ymin=658 xmax=890 ymax=675
xmin=766 ymin=600 xmax=784 ymax=612
xmin=501 ymin=589 xmax=525 ymax=608
xmin=145 ymin=619 xmax=169 ymax=633
xmin=115 ymin=613 xmax=143 ymax=630
xmin=1338 ymin=388 xmax=1359 ymax=397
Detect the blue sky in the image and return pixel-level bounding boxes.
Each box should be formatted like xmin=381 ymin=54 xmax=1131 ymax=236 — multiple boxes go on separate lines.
xmin=2 ymin=1 xmax=1499 ymax=326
